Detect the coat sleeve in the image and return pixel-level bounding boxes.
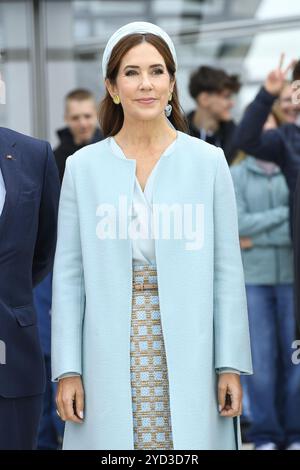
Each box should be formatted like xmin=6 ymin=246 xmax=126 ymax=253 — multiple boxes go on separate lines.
xmin=51 ymin=156 xmax=85 ymax=382
xmin=213 ymin=148 xmax=253 ymax=375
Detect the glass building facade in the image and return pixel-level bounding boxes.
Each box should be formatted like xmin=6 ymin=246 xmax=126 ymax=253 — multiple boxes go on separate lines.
xmin=0 ymin=0 xmax=300 ymax=146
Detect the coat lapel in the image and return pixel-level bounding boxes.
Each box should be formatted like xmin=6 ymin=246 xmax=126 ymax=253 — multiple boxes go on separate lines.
xmin=0 ymin=133 xmax=22 ymax=235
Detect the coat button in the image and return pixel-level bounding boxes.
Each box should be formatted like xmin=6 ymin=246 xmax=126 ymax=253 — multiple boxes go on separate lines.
xmin=6 ymin=154 xmax=13 ymax=160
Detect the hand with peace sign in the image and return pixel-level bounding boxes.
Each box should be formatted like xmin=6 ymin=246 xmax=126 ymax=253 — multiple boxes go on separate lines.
xmin=264 ymin=53 xmax=296 ymax=96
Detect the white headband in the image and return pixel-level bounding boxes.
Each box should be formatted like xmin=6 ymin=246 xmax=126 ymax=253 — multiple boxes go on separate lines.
xmin=101 ymin=21 xmax=178 ymax=79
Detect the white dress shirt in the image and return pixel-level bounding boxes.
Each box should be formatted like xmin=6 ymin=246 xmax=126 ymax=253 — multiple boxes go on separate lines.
xmin=0 ymin=168 xmax=6 ymax=216
xmin=57 ymin=134 xmax=239 ymax=379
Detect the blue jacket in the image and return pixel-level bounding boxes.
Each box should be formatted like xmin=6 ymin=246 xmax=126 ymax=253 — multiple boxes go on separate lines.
xmin=0 ymin=127 xmax=60 ymax=397
xmin=230 ymin=157 xmax=293 ymax=285
xmin=51 ymin=131 xmax=252 ymax=449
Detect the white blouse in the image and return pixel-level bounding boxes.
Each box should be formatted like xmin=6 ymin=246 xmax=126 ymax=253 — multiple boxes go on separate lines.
xmin=108 ymin=133 xmax=178 ymax=266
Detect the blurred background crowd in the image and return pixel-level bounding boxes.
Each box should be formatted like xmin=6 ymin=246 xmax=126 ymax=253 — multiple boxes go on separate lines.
xmin=1 ymin=0 xmax=300 ymax=451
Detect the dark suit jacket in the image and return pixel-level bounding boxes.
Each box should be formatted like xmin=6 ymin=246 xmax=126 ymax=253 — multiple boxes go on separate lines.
xmin=0 ymin=127 xmax=60 ymax=397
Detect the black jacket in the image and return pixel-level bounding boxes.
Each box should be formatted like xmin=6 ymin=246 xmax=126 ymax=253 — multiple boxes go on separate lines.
xmin=54 ymin=127 xmax=103 ymax=183
xmin=186 ymin=110 xmax=238 ymax=165
xmin=0 ymin=127 xmax=60 ymax=397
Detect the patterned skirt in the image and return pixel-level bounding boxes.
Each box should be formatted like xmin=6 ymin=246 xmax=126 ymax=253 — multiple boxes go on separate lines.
xmin=130 ymin=264 xmax=174 ymax=450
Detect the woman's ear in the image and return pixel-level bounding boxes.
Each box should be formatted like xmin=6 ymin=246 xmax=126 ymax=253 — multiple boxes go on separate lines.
xmin=105 ymin=78 xmax=117 ymax=99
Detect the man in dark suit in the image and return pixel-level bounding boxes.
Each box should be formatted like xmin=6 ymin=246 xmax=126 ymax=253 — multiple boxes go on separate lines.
xmin=0 ymin=127 xmax=60 ymax=449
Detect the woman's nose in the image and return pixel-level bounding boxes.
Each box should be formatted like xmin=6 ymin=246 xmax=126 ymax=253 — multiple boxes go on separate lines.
xmin=139 ymin=73 xmax=153 ymax=89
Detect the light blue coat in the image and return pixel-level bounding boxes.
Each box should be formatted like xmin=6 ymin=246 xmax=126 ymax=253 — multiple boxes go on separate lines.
xmin=51 ymin=130 xmax=253 ymax=450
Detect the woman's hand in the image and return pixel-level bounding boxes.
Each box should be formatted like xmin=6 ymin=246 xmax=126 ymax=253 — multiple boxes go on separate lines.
xmin=56 ymin=376 xmax=85 ymax=423
xmin=264 ymin=53 xmax=296 ymax=96
xmin=218 ymin=373 xmax=242 ymax=418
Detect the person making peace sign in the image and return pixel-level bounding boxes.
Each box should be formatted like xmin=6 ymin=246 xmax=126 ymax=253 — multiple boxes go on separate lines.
xmin=234 ymin=54 xmax=298 ymax=230
xmin=234 ymin=54 xmax=300 ymax=330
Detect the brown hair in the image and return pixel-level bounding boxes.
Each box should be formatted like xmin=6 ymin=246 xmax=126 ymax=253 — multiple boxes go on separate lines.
xmin=98 ymin=33 xmax=188 ymax=137
xmin=65 ymin=88 xmax=94 ymax=101
xmin=293 ymin=60 xmax=300 ymax=81
xmin=65 ymin=88 xmax=95 ymax=111
xmin=189 ymin=65 xmax=241 ymax=100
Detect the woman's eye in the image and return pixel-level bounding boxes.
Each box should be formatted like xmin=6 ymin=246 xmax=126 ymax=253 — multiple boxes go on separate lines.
xmin=125 ymin=70 xmax=137 ymax=76
xmin=125 ymin=69 xmax=164 ymax=76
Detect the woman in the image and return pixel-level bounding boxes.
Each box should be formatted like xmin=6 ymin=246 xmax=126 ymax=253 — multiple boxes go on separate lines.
xmin=51 ymin=21 xmax=252 ymax=450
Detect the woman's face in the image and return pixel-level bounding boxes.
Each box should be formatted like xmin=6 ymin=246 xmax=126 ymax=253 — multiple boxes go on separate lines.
xmin=106 ymin=41 xmax=175 ymax=123
xmin=278 ymin=83 xmax=298 ymax=124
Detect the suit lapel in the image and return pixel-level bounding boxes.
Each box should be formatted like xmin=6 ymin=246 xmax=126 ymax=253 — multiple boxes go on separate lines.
xmin=0 ymin=133 xmax=22 ymax=234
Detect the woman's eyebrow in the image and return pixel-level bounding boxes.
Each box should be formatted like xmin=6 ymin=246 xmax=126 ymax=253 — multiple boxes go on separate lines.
xmin=123 ymin=63 xmax=164 ymax=70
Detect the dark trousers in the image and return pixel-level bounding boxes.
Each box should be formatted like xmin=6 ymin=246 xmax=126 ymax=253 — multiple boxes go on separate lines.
xmin=0 ymin=394 xmax=43 ymax=450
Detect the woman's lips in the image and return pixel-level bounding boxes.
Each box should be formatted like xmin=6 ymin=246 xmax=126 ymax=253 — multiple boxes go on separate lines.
xmin=136 ymin=98 xmax=157 ymax=104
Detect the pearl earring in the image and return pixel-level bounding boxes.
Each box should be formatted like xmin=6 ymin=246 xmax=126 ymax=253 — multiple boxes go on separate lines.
xmin=164 ymin=92 xmax=173 ymax=117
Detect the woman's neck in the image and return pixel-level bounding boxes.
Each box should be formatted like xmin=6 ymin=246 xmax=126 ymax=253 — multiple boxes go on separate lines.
xmin=114 ymin=116 xmax=177 ymax=149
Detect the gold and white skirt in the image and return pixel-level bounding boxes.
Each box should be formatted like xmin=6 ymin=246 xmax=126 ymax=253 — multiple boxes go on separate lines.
xmin=130 ymin=263 xmax=174 ymax=450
